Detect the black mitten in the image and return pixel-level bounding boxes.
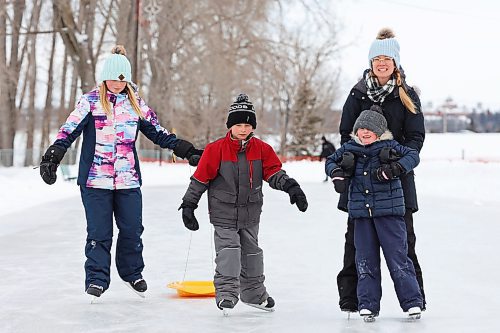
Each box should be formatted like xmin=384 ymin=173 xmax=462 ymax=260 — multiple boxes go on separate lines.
xmin=375 ymin=162 xmax=404 ymax=181
xmin=178 ymin=201 xmax=199 ymax=231
xmin=187 ymin=148 xmax=203 ymax=167
xmin=379 ymin=147 xmax=400 ymax=163
xmin=338 ymin=152 xmax=356 ymax=177
xmin=330 ymin=168 xmax=347 ymax=193
xmin=283 ymin=179 xmax=308 ymax=212
xmin=40 ymin=145 xmax=66 ymax=185
xmin=173 ymin=139 xmax=203 ymax=166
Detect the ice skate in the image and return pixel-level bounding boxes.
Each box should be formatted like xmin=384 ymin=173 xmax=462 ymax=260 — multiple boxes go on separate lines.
xmin=340 ymin=301 xmax=358 ymax=320
xmin=86 ymin=284 xmax=104 ymax=304
xmin=125 ymin=278 xmax=147 ymax=298
xmin=407 ymin=306 xmax=422 ymax=320
xmin=243 ymin=296 xmax=275 ymax=312
xmin=360 ymin=309 xmax=378 ymax=322
xmin=217 ymin=299 xmax=235 ymax=316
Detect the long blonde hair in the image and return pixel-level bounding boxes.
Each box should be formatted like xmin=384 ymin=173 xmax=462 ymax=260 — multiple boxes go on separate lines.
xmin=394 ymin=68 xmax=417 ymax=114
xmin=99 ymin=83 xmax=144 ymax=118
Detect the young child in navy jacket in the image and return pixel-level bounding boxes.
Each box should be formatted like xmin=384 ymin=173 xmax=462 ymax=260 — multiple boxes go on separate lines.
xmin=325 ymin=105 xmax=423 ymax=320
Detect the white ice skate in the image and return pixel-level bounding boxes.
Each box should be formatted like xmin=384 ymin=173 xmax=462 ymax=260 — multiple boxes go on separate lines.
xmin=360 ymin=309 xmax=378 ymax=322
xmin=407 ymin=306 xmax=422 ymax=320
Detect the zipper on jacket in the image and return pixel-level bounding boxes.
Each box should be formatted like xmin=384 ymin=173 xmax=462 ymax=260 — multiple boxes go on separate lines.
xmin=111 ymin=94 xmax=117 ymax=190
xmin=249 ymin=160 xmax=253 ymax=189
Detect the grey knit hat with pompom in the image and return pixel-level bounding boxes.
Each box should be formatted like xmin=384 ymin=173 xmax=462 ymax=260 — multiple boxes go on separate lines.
xmin=353 ymin=105 xmax=388 ymax=137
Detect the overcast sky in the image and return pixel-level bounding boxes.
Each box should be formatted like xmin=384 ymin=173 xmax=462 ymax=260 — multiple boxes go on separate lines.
xmin=329 ymin=0 xmax=499 ymax=111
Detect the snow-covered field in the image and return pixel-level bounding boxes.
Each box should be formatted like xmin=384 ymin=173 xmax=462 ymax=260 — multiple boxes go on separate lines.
xmin=1 ymin=133 xmax=499 ymax=332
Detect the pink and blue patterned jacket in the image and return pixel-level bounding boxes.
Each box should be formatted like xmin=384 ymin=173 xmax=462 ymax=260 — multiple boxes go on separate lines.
xmin=53 ymin=84 xmax=179 ymax=190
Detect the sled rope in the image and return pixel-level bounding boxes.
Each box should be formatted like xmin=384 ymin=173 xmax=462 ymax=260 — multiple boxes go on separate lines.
xmin=182 ymin=232 xmax=193 ymax=282
xmin=183 ymin=164 xmax=215 ymax=278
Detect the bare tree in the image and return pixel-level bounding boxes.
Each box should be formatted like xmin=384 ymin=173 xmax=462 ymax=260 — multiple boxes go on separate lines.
xmin=40 ymin=24 xmax=58 ymax=152
xmin=24 ymin=0 xmax=43 ymax=166
xmin=0 ymin=0 xmax=342 ymax=167
xmin=52 ymin=0 xmax=97 ymax=92
xmin=0 ymin=0 xmax=26 ymax=166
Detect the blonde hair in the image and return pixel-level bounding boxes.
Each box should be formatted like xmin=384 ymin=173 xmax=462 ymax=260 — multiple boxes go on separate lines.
xmin=99 ymin=83 xmax=144 ymax=119
xmin=394 ymin=68 xmax=417 ymax=114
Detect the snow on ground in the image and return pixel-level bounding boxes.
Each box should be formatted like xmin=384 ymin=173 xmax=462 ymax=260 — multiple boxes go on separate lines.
xmin=1 ymin=133 xmax=500 ymax=332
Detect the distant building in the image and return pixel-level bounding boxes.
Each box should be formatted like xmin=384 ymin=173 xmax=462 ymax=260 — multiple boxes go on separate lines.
xmin=422 ymin=98 xmax=499 ymax=133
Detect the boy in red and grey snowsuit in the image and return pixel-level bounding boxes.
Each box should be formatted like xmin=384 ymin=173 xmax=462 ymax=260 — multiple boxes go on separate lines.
xmin=179 ymin=94 xmax=308 ymax=312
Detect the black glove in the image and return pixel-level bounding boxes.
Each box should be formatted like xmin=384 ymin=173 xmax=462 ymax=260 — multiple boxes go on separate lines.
xmin=187 ymin=148 xmax=203 ymax=167
xmin=178 ymin=201 xmax=199 ymax=231
xmin=330 ymin=168 xmax=347 ymax=193
xmin=375 ymin=162 xmax=404 ymax=181
xmin=283 ymin=179 xmax=308 ymax=212
xmin=40 ymin=145 xmax=66 ymax=185
xmin=379 ymin=147 xmax=400 ymax=164
xmin=338 ymin=152 xmax=356 ymax=177
xmin=173 ymin=139 xmax=203 ymax=166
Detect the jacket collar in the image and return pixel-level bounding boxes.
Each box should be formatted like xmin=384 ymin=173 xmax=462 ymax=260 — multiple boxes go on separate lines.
xmin=225 ymin=131 xmax=254 ymax=152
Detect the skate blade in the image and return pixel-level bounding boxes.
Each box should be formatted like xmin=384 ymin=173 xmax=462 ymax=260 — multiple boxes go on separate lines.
xmin=90 ymin=296 xmax=98 ymax=304
xmin=362 ymin=315 xmax=376 ymax=323
xmin=124 ymin=281 xmax=146 ymax=298
xmin=408 ymin=313 xmax=421 ymax=320
xmin=242 ymin=302 xmax=275 ymax=312
xmin=222 ymin=308 xmax=231 ymax=316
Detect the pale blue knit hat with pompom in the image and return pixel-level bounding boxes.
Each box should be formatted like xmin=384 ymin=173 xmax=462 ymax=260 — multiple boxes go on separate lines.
xmin=368 ymin=28 xmax=400 ymax=69
xmin=99 ymin=45 xmax=132 ymax=83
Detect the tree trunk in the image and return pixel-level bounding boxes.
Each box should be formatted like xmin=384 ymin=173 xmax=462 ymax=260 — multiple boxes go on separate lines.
xmin=52 ymin=0 xmax=95 ymax=92
xmin=116 ymin=0 xmax=139 ymax=82
xmin=0 ymin=0 xmax=7 ymax=152
xmin=58 ymin=50 xmax=69 ymax=126
xmin=40 ymin=29 xmax=57 ymax=151
xmin=24 ymin=0 xmax=42 ymax=166
xmin=0 ymin=0 xmax=26 ymax=166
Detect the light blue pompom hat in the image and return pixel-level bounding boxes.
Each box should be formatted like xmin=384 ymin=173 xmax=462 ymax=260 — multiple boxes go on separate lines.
xmin=368 ymin=28 xmax=400 ymax=69
xmin=98 ymin=45 xmax=132 ymax=83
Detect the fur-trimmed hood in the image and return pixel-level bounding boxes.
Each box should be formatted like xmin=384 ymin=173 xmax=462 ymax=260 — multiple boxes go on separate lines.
xmin=351 ymin=129 xmax=394 ymax=146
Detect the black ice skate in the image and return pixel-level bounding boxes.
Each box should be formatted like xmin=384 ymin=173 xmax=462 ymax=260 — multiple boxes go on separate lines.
xmin=86 ymin=284 xmax=104 ymax=304
xmin=243 ymin=296 xmax=275 ymax=312
xmin=340 ymin=300 xmax=358 ymax=319
xmin=217 ymin=299 xmax=235 ymax=316
xmin=125 ymin=278 xmax=147 ymax=298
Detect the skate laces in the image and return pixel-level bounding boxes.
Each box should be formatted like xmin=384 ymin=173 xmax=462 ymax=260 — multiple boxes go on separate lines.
xmin=132 ymin=278 xmax=144 ymax=286
xmin=88 ymin=284 xmax=103 ymax=291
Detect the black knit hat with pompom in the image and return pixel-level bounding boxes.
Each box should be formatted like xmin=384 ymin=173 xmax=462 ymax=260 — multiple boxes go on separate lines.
xmin=226 ymin=93 xmax=257 ymax=129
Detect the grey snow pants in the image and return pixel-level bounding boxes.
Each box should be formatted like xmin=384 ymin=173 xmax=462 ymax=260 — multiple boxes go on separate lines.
xmin=213 ymin=225 xmax=268 ymax=306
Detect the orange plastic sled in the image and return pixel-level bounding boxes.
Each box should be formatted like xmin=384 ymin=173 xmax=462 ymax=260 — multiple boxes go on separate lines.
xmin=167 ymin=281 xmax=215 ymax=297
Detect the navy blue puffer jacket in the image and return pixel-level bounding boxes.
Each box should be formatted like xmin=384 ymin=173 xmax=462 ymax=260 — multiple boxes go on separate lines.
xmin=338 ymin=78 xmax=425 ymax=212
xmin=326 ymin=132 xmax=419 ymax=219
